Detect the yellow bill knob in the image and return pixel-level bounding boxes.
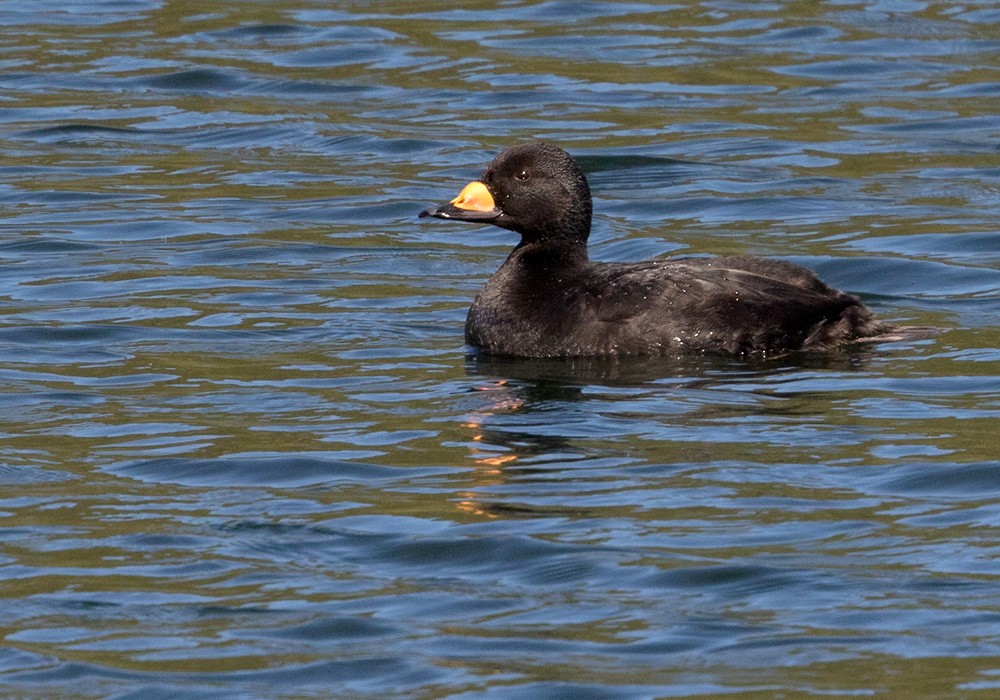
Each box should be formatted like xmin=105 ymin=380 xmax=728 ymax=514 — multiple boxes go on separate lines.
xmin=449 ymin=181 xmax=495 ymax=212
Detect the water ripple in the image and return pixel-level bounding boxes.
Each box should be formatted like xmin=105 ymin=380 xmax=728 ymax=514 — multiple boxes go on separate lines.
xmin=0 ymin=1 xmax=997 ymax=698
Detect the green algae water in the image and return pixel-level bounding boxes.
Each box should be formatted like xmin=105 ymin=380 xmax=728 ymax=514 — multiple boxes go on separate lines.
xmin=0 ymin=1 xmax=998 ymax=697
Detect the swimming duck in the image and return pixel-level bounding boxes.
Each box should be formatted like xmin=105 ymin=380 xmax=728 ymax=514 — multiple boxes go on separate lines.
xmin=420 ymin=141 xmax=896 ymax=357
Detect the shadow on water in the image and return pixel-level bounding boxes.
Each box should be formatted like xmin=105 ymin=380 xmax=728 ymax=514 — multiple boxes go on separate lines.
xmin=466 ymin=344 xmax=886 ymax=388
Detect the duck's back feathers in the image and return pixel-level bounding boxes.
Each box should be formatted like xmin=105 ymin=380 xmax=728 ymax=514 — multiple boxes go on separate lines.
xmin=466 ymin=252 xmax=891 ymax=357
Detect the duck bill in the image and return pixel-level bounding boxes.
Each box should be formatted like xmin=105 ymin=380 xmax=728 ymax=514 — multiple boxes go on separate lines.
xmin=419 ymin=180 xmax=501 ymax=222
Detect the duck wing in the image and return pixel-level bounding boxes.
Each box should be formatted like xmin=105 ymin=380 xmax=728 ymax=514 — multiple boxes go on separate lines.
xmin=583 ymin=256 xmax=887 ymax=354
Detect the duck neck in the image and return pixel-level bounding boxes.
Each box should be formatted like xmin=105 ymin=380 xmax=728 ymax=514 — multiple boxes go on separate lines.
xmin=511 ymin=237 xmax=589 ymax=272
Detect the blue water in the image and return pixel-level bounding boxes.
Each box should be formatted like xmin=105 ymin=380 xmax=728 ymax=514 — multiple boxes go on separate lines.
xmin=1 ymin=1 xmax=999 ymax=697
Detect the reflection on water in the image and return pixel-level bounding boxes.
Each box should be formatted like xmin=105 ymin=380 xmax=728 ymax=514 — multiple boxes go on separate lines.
xmin=0 ymin=0 xmax=999 ymax=697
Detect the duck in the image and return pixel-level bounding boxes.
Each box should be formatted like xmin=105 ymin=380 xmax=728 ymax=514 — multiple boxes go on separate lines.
xmin=420 ymin=141 xmax=899 ymax=358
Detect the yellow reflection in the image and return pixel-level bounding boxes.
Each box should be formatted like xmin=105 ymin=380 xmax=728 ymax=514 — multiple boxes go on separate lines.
xmin=452 ymin=380 xmax=533 ymax=517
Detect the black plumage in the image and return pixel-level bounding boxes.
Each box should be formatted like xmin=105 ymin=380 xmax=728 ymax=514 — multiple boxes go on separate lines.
xmin=421 ymin=141 xmax=896 ymax=358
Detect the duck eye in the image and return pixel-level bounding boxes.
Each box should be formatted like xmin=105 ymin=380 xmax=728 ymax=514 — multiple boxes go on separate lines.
xmin=515 ymin=169 xmax=530 ymax=181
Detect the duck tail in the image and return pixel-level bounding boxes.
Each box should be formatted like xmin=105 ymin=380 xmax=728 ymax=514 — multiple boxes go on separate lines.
xmin=805 ymin=302 xmax=937 ymax=350
xmin=853 ymin=324 xmax=939 ymax=344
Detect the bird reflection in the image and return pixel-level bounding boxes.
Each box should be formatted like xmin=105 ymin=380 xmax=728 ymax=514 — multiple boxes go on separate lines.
xmin=455 ymin=345 xmax=890 ymax=520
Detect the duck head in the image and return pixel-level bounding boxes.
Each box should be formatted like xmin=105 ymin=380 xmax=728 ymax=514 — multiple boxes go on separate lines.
xmin=420 ymin=141 xmax=593 ymax=247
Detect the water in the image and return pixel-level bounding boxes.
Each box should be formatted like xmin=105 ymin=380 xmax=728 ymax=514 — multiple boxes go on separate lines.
xmin=1 ymin=1 xmax=998 ymax=697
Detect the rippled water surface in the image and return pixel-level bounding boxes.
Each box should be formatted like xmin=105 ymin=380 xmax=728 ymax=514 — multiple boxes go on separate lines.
xmin=1 ymin=1 xmax=999 ymax=697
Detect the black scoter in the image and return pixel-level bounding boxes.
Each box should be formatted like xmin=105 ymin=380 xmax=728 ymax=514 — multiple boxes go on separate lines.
xmin=420 ymin=141 xmax=898 ymax=358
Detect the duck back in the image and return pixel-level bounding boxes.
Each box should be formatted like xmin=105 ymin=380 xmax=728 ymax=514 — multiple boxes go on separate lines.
xmin=466 ymin=252 xmax=891 ymax=357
